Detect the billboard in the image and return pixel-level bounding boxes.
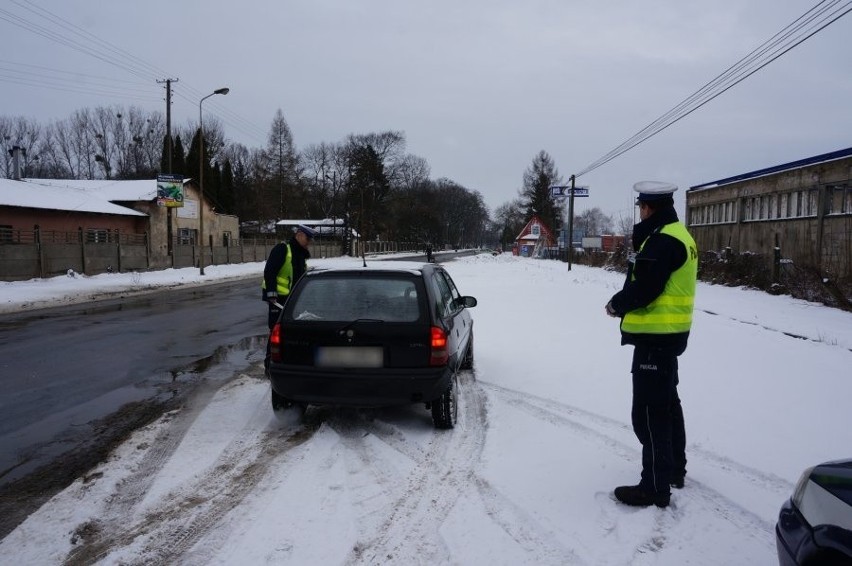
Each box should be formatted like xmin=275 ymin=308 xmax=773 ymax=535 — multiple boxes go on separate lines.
xmin=157 ymin=174 xmax=185 ymax=208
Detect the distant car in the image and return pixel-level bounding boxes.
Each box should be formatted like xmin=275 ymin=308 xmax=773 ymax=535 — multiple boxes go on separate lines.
xmin=267 ymin=261 xmax=476 ymax=429
xmin=776 ymin=459 xmax=852 ymax=565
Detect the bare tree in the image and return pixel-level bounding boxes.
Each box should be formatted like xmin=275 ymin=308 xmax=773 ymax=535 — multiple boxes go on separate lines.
xmin=494 ymin=198 xmax=527 ymax=247
xmin=574 ymin=207 xmax=614 ymax=236
xmin=614 ymin=210 xmax=635 ymax=236
xmin=0 ymin=116 xmax=42 ymax=179
xmin=264 ymin=109 xmax=298 ymax=218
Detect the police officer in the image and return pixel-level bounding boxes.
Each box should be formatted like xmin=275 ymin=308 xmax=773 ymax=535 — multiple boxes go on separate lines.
xmin=262 ymin=224 xmax=316 ymax=368
xmin=605 ymin=181 xmax=698 ymax=508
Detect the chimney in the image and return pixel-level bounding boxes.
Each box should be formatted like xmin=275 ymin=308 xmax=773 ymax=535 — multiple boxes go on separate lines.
xmin=8 ymin=146 xmax=26 ymax=180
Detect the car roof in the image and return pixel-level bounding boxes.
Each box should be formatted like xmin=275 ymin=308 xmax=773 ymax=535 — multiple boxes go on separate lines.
xmin=305 ymin=260 xmax=433 ymax=277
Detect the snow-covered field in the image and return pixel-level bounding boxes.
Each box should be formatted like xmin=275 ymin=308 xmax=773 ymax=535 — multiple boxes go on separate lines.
xmin=1 ymin=253 xmax=850 ymax=565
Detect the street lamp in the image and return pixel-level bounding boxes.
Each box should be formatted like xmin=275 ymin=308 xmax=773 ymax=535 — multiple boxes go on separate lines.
xmin=198 ymin=87 xmax=229 ymax=275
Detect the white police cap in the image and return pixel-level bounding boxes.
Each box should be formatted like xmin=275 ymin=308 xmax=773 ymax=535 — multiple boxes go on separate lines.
xmin=633 ymin=181 xmax=678 ymax=203
xmin=296 ymin=224 xmax=317 ymax=239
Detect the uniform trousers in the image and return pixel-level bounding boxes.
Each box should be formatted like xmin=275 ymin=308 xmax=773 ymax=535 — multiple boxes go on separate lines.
xmin=630 ymin=344 xmax=687 ymax=494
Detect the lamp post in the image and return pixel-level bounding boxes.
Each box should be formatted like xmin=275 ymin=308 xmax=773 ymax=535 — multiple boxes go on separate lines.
xmin=198 ymin=87 xmax=229 ymax=275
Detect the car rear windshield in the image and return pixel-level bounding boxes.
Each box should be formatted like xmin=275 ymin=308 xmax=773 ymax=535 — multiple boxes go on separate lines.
xmin=287 ymin=275 xmax=423 ymax=322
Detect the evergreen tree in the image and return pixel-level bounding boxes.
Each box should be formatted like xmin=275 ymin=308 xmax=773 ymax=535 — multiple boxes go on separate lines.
xmin=172 ymin=135 xmax=186 ymax=176
xmin=160 ymin=134 xmax=172 ymax=174
xmin=520 ymin=150 xmax=563 ymax=233
xmin=220 ymin=159 xmax=235 ymax=215
xmin=347 ymin=144 xmax=389 ymax=241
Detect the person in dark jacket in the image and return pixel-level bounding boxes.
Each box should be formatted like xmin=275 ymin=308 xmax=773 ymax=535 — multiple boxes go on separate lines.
xmin=262 ymin=225 xmax=316 ymax=368
xmin=605 ymin=181 xmax=698 ymax=508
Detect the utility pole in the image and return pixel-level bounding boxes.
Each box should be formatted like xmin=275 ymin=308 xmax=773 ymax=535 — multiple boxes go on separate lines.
xmin=567 ymin=175 xmax=576 ymax=271
xmin=157 ymin=78 xmax=179 ymax=171
xmin=157 ymin=78 xmax=179 ymax=259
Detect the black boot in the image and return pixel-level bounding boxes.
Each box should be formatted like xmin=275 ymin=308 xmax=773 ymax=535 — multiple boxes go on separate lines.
xmin=614 ymin=484 xmax=670 ymax=508
xmin=671 ymin=476 xmax=685 ymax=489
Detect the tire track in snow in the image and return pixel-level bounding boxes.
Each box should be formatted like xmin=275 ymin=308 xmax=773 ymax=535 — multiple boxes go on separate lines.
xmin=473 ymin=476 xmax=581 ymax=564
xmin=697 ymin=308 xmax=852 ymax=352
xmin=343 ymin=372 xmax=581 ymax=565
xmin=63 ymin=381 xmax=315 ymax=566
xmin=332 ymin=418 xmax=421 ymax=534
xmin=344 ymin=372 xmax=487 ymax=565
xmin=482 ymin=381 xmax=778 ymax=547
xmin=482 ymin=381 xmax=793 ymax=498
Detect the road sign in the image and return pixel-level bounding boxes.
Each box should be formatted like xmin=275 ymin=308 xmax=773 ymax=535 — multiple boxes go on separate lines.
xmin=550 ymin=185 xmax=589 ymax=198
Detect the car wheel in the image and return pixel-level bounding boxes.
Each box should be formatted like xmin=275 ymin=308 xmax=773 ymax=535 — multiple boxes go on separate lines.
xmin=431 ymin=375 xmax=458 ymax=429
xmin=460 ymin=332 xmax=474 ymax=370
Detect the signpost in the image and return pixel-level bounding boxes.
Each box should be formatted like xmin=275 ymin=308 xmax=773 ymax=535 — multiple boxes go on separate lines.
xmin=550 ymin=178 xmax=591 ymax=270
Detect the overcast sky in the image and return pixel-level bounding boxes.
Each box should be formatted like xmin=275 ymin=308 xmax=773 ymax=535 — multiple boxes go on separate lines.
xmin=1 ymin=0 xmax=850 ymax=222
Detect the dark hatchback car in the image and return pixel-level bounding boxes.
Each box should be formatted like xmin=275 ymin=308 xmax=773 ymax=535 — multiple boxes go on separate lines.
xmin=268 ymin=261 xmax=476 ymax=429
xmin=776 ymin=459 xmax=852 ymax=565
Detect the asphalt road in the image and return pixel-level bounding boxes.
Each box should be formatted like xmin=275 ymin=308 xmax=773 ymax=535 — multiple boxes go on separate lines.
xmin=0 ymin=277 xmax=267 ymax=488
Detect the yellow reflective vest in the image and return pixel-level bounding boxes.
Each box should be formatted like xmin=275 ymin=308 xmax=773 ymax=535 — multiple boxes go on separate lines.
xmin=261 ymin=244 xmax=294 ymax=296
xmin=621 ymin=222 xmax=697 ymax=335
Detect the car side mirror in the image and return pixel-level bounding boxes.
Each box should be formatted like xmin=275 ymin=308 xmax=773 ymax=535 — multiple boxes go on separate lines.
xmin=459 ymin=296 xmax=477 ymax=308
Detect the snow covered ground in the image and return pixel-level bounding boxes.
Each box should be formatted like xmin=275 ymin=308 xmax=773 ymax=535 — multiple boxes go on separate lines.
xmin=1 ymin=253 xmax=850 ymax=565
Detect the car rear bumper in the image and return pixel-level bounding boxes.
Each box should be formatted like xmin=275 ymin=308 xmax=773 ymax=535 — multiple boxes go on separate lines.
xmin=269 ymin=364 xmax=452 ymax=407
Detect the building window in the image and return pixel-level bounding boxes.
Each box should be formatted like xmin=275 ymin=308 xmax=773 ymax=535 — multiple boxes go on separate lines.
xmin=0 ymin=225 xmax=12 ymax=244
xmin=826 ymin=184 xmax=851 ymax=215
xmin=178 ymin=228 xmax=197 ymax=245
xmin=86 ymin=229 xmax=109 ymax=243
xmin=808 ymin=189 xmax=818 ymax=217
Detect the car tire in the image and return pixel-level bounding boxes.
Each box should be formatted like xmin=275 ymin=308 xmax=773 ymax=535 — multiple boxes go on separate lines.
xmin=460 ymin=332 xmax=474 ymax=370
xmin=431 ymin=376 xmax=458 ymax=429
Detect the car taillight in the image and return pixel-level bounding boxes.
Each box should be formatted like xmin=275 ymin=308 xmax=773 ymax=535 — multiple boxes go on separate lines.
xmin=430 ymin=326 xmax=448 ymax=366
xmin=270 ymin=323 xmax=282 ymax=362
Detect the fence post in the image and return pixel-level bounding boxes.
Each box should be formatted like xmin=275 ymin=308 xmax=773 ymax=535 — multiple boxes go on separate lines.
xmin=146 ymin=232 xmax=151 ymax=269
xmin=116 ymin=229 xmax=122 ymax=273
xmin=35 ymin=225 xmax=44 ymax=279
xmin=773 ymin=233 xmax=781 ymax=283
xmin=79 ymin=227 xmax=87 ymax=275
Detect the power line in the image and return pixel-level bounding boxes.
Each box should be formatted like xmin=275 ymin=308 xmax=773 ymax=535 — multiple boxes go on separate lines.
xmin=574 ymin=0 xmax=852 ymax=178
xmin=0 ymin=1 xmax=269 ymax=145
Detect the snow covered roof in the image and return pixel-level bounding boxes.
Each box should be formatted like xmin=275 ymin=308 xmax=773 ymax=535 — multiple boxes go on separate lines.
xmin=275 ymin=218 xmax=345 ymax=227
xmin=0 ymin=178 xmax=147 ymax=217
xmin=24 ymin=178 xmax=159 ymax=202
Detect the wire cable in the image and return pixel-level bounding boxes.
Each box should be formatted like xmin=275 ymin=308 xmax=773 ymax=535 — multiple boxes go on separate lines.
xmin=574 ymin=0 xmax=852 ymax=178
xmin=1 ymin=1 xmax=269 ymax=145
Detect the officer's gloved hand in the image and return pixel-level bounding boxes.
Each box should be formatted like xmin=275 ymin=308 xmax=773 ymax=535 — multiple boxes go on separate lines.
xmin=605 ymin=302 xmax=618 ymax=317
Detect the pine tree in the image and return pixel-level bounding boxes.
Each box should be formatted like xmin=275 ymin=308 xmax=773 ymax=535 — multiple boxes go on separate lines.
xmin=172 ymin=135 xmax=186 ymax=175
xmin=220 ymin=159 xmax=235 ymax=215
xmin=520 ymin=150 xmax=563 ymax=233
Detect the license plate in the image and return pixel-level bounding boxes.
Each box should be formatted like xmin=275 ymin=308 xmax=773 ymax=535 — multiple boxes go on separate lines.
xmin=315 ymin=347 xmax=384 ymax=368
